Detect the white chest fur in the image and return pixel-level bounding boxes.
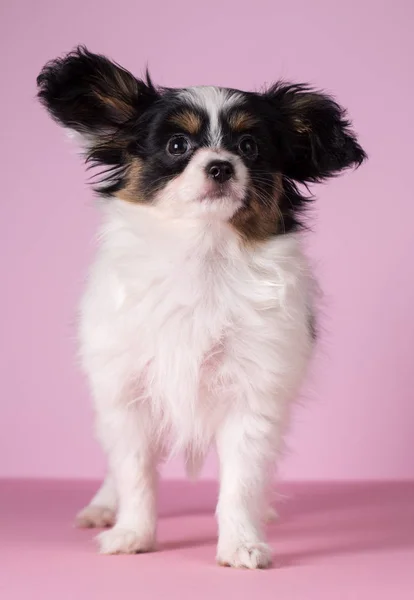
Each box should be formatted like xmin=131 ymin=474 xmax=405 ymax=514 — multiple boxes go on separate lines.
xmin=79 ymin=201 xmax=314 ymax=455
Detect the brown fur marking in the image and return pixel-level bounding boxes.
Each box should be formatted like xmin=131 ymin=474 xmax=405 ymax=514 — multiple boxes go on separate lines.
xmin=228 ymin=111 xmax=258 ymax=132
xmin=289 ymin=93 xmax=322 ymax=134
xmin=292 ymin=116 xmax=311 ymax=134
xmin=169 ymin=111 xmax=202 ymax=135
xmin=93 ymin=67 xmax=139 ymax=121
xmin=115 ymin=159 xmax=144 ymax=203
xmin=230 ymin=174 xmax=284 ymax=243
xmin=94 ymin=88 xmax=135 ymax=121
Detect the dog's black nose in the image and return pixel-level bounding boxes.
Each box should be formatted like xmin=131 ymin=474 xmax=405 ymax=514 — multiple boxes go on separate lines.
xmin=206 ymin=160 xmax=234 ymax=183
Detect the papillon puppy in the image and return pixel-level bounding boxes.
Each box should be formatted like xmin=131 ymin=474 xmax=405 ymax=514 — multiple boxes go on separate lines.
xmin=37 ymin=47 xmax=365 ymax=568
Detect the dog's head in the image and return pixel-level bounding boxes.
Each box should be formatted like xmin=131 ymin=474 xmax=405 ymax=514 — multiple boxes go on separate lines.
xmin=37 ymin=46 xmax=366 ymax=240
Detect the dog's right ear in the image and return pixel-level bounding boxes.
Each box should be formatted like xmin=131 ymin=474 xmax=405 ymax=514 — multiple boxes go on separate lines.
xmin=37 ymin=46 xmax=158 ymax=140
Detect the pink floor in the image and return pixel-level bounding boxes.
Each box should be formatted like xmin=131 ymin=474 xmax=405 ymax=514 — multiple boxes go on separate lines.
xmin=2 ymin=480 xmax=414 ymax=599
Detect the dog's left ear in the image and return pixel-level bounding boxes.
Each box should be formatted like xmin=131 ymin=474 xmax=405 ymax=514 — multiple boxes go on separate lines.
xmin=263 ymin=83 xmax=366 ymax=183
xmin=36 ymin=46 xmax=158 ymax=141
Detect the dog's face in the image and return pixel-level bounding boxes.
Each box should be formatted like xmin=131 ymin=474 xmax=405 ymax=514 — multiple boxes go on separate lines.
xmin=37 ymin=47 xmax=366 ymax=240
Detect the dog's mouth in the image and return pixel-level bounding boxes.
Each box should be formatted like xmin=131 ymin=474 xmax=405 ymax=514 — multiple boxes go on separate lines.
xmin=198 ymin=180 xmax=243 ymax=204
xmin=200 ymin=188 xmax=230 ymax=201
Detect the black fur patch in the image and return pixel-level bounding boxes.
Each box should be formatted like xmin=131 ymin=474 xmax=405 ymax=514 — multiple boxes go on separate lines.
xmin=37 ymin=47 xmax=366 ymax=233
xmin=37 ymin=46 xmax=159 ymax=196
xmin=234 ymin=87 xmax=367 ymax=232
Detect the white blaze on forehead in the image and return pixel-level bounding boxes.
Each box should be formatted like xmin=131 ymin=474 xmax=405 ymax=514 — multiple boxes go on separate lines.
xmin=178 ymin=86 xmax=244 ymax=147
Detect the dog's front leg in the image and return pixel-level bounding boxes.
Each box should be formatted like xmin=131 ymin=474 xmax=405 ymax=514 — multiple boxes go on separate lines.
xmin=95 ymin=405 xmax=158 ymax=555
xmin=215 ymin=409 xmax=279 ymax=569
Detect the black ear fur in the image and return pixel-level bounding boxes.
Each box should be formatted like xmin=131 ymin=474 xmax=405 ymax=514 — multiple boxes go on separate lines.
xmin=264 ymin=83 xmax=366 ymax=183
xmin=37 ymin=46 xmax=158 ymax=136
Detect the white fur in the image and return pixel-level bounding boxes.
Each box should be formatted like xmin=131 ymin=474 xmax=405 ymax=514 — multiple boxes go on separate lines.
xmin=74 ymin=84 xmax=313 ymax=567
xmin=156 ymin=147 xmax=248 ymax=220
xmin=179 ymin=86 xmax=244 ymax=147
xmin=77 ymin=195 xmax=314 ymax=567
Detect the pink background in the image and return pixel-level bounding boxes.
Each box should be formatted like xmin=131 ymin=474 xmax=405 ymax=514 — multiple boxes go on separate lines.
xmin=1 ymin=0 xmax=413 ymax=482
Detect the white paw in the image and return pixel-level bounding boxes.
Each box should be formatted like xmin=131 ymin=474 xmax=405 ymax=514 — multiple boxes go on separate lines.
xmin=75 ymin=505 xmax=116 ymax=528
xmin=217 ymin=542 xmax=272 ymax=569
xmin=97 ymin=526 xmax=155 ymax=555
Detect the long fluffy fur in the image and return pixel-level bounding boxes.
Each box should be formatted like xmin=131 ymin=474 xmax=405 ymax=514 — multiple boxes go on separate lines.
xmin=37 ymin=47 xmax=365 ymax=568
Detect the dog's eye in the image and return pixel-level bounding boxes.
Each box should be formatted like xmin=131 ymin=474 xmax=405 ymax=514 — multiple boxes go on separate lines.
xmin=238 ymin=135 xmax=258 ymax=159
xmin=167 ymin=135 xmax=191 ymax=156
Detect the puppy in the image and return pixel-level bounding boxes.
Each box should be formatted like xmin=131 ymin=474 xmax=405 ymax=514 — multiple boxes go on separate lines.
xmin=37 ymin=47 xmax=365 ymax=568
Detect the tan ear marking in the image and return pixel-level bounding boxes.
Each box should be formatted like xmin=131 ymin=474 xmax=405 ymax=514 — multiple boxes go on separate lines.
xmin=292 ymin=116 xmax=311 ymax=134
xmin=92 ymin=68 xmax=139 ymax=121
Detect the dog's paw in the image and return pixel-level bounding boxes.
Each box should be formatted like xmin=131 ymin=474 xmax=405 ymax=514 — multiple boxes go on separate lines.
xmin=97 ymin=526 xmax=155 ymax=555
xmin=75 ymin=505 xmax=116 ymax=528
xmin=217 ymin=541 xmax=272 ymax=569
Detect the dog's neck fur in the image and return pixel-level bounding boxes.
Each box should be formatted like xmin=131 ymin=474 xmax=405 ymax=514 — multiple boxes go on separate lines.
xmin=82 ymin=199 xmax=312 ymax=452
xmin=98 ymin=198 xmax=296 ymax=268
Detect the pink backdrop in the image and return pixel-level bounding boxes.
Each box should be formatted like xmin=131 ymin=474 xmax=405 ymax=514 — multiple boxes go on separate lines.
xmin=1 ymin=0 xmax=413 ymax=481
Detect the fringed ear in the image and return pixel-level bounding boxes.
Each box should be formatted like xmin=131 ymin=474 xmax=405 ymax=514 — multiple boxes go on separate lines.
xmin=264 ymin=82 xmax=366 ymax=183
xmin=37 ymin=46 xmax=158 ymax=139
xmin=37 ymin=46 xmax=159 ymax=197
